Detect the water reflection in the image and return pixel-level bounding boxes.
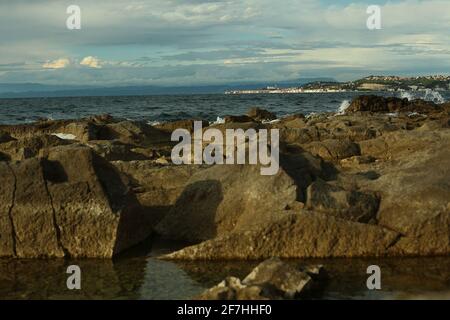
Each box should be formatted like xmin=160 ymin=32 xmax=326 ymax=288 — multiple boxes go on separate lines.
xmin=0 ymin=252 xmax=449 ymax=300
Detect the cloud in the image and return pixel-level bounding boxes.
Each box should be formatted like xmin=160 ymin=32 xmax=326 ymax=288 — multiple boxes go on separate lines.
xmin=80 ymin=56 xmax=102 ymax=68
xmin=42 ymin=58 xmax=70 ymax=69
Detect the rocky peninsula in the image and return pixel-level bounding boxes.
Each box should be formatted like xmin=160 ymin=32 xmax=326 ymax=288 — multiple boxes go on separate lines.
xmin=0 ymin=95 xmax=449 ymax=260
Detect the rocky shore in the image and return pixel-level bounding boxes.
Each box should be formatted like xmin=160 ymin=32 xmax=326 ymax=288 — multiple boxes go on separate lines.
xmin=0 ymin=95 xmax=449 ymax=259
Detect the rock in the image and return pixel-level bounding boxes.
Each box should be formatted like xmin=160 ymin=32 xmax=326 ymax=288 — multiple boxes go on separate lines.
xmin=86 ymin=140 xmax=152 ymax=161
xmin=0 ymin=131 xmax=14 ymax=144
xmin=155 ymin=164 xmax=299 ymax=242
xmin=155 ymin=119 xmax=209 ymax=134
xmin=98 ymin=120 xmax=170 ymax=146
xmin=112 ymin=161 xmax=203 ymax=224
xmin=0 ymin=145 xmax=152 ymax=258
xmin=197 ymin=276 xmax=266 ymax=300
xmin=279 ymin=126 xmax=321 ymax=144
xmin=0 ymin=134 xmax=70 ymax=161
xmin=0 ymin=119 xmax=100 ymax=142
xmin=305 ymin=179 xmax=380 ymax=222
xmin=347 ymin=95 xmax=440 ymax=114
xmin=163 ymin=213 xmax=400 ymax=260
xmin=59 ymin=122 xmax=98 ymax=142
xmin=242 ymin=258 xmax=313 ymax=299
xmin=247 ymin=107 xmax=277 ymax=121
xmin=89 ymin=114 xmax=116 ymax=124
xmin=340 ymin=155 xmax=376 ymax=167
xmin=303 ymin=139 xmax=361 ymax=161
xmin=223 ymin=115 xmax=254 ymax=123
xmin=155 ymin=150 xmax=326 ymax=243
xmin=347 ymin=95 xmax=407 ymax=113
xmin=197 ymin=258 xmax=324 ymax=300
xmin=358 ymin=130 xmax=450 ymax=255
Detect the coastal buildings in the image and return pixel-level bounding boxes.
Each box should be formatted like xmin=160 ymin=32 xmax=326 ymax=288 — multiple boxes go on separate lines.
xmin=225 ymin=75 xmax=450 ymax=94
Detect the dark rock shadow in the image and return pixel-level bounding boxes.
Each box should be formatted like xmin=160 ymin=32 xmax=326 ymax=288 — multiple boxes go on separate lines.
xmin=155 ymin=179 xmax=224 ymax=243
xmin=279 ymin=151 xmax=339 ymax=203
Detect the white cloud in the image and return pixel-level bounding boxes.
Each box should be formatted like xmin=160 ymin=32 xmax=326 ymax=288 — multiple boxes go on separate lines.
xmin=80 ymin=56 xmax=102 ymax=68
xmin=42 ymin=58 xmax=70 ymax=69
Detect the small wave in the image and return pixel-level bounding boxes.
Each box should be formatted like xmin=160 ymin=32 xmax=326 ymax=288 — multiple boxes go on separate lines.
xmin=211 ymin=116 xmax=225 ymax=125
xmin=147 ymin=120 xmax=161 ymax=126
xmin=336 ymin=100 xmax=351 ymax=115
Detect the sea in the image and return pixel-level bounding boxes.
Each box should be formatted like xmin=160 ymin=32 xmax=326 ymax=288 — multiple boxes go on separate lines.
xmin=0 ymin=90 xmax=448 ymax=125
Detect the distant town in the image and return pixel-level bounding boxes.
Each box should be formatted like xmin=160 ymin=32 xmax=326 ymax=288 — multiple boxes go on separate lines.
xmin=225 ymin=75 xmax=450 ymax=94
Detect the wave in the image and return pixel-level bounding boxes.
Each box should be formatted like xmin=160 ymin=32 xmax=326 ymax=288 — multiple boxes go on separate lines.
xmin=211 ymin=116 xmax=225 ymax=125
xmin=399 ymin=89 xmax=446 ymax=104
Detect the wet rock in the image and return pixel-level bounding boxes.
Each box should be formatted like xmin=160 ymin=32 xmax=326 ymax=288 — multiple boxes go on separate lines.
xmin=347 ymin=95 xmax=406 ymax=113
xmin=242 ymin=258 xmax=313 ymax=299
xmin=197 ymin=258 xmax=324 ymax=300
xmin=197 ymin=276 xmax=266 ymax=300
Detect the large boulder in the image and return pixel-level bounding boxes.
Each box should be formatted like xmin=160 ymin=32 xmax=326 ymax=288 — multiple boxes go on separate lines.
xmin=155 ymin=164 xmax=299 ymax=242
xmin=358 ymin=130 xmax=450 ymax=256
xmin=0 ymin=145 xmax=152 ymax=258
xmin=155 ymin=151 xmax=326 ymax=243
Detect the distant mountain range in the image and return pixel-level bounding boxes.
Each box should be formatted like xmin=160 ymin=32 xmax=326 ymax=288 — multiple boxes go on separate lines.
xmin=0 ymin=78 xmax=335 ymax=98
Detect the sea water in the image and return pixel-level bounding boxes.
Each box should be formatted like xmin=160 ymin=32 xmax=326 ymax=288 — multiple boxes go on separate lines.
xmin=0 ymin=91 xmax=448 ymax=125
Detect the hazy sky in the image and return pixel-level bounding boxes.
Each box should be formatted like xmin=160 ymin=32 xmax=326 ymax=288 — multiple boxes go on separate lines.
xmin=1 ymin=0 xmax=449 ymax=86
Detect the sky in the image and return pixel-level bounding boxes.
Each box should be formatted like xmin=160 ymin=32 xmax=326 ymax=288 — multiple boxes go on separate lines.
xmin=0 ymin=0 xmax=449 ymax=87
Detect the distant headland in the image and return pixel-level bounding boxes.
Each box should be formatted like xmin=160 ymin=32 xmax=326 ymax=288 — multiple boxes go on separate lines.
xmin=225 ymin=75 xmax=450 ymax=94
